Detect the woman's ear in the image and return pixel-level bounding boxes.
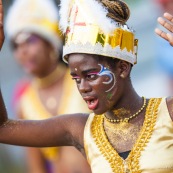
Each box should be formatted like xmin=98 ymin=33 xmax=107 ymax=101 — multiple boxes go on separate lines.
xmin=117 ymin=60 xmax=132 ymax=78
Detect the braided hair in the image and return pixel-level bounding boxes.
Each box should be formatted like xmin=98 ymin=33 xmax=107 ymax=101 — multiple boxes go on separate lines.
xmin=99 ymin=0 xmax=130 ymax=24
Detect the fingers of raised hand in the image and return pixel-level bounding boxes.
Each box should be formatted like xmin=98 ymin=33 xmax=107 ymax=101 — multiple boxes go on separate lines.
xmin=157 ymin=17 xmax=173 ymax=33
xmin=0 ymin=0 xmax=4 ymax=49
xmin=167 ymin=33 xmax=173 ymax=46
xmin=155 ymin=13 xmax=173 ymax=46
xmin=155 ymin=28 xmax=168 ymax=41
xmin=164 ymin=13 xmax=173 ymax=23
xmin=155 ymin=28 xmax=173 ymax=46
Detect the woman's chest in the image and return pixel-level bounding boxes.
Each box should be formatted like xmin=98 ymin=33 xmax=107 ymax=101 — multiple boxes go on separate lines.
xmin=88 ymin=132 xmax=173 ymax=173
xmin=84 ymin=98 xmax=173 ymax=173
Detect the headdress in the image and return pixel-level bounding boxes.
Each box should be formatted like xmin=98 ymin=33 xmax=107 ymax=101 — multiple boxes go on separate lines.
xmin=6 ymin=0 xmax=62 ymax=50
xmin=60 ymin=0 xmax=138 ymax=65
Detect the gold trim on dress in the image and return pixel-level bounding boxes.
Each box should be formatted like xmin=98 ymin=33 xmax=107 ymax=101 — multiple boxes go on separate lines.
xmin=91 ymin=98 xmax=162 ymax=173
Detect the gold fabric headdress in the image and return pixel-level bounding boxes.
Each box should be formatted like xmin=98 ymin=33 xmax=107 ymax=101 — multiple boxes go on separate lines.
xmin=60 ymin=0 xmax=138 ymax=65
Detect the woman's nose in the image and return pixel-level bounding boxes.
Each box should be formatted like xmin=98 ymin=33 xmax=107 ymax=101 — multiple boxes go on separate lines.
xmin=78 ymin=79 xmax=91 ymax=93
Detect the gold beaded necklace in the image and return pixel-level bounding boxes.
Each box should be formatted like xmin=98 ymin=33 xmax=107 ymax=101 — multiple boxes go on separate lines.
xmin=104 ymin=97 xmax=147 ymax=123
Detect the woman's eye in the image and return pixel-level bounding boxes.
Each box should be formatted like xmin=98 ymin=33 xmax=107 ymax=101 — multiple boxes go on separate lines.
xmin=87 ymin=74 xmax=97 ymax=80
xmin=72 ymin=77 xmax=81 ymax=83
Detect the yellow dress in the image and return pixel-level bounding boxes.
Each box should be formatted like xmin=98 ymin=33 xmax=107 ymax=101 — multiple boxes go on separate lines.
xmin=19 ymin=68 xmax=88 ymax=161
xmin=84 ymin=98 xmax=173 ymax=173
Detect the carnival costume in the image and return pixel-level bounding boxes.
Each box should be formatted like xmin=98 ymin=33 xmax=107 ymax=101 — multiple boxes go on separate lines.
xmin=59 ymin=0 xmax=173 ymax=172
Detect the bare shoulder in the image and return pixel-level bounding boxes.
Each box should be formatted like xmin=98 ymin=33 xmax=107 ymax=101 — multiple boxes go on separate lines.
xmin=58 ymin=113 xmax=90 ymax=129
xmin=57 ymin=113 xmax=90 ymax=149
xmin=166 ymin=97 xmax=173 ymax=121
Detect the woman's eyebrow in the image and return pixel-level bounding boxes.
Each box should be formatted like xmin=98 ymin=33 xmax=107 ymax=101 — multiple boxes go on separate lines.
xmin=70 ymin=68 xmax=99 ymax=76
xmin=82 ymin=68 xmax=99 ymax=74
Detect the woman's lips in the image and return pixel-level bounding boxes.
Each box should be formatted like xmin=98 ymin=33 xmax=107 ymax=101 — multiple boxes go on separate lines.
xmin=83 ymin=97 xmax=99 ymax=110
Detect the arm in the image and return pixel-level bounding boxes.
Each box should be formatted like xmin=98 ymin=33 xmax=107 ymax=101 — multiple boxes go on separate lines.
xmin=155 ymin=12 xmax=173 ymax=46
xmin=0 ymin=0 xmax=4 ymax=50
xmin=16 ymin=103 xmax=47 ymax=173
xmin=0 ymin=89 xmax=88 ymax=148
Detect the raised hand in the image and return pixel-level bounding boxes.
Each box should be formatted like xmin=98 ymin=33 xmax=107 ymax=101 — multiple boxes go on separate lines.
xmin=0 ymin=0 xmax=4 ymax=50
xmin=155 ymin=13 xmax=173 ymax=46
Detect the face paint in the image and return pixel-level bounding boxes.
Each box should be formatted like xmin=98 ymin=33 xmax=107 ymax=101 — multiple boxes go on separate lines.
xmin=98 ymin=64 xmax=116 ymax=92
xmin=75 ymin=68 xmax=78 ymax=71
xmin=107 ymin=93 xmax=113 ymax=100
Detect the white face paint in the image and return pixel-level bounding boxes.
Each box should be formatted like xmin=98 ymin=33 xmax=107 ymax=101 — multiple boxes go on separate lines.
xmin=98 ymin=64 xmax=116 ymax=92
xmin=75 ymin=68 xmax=78 ymax=71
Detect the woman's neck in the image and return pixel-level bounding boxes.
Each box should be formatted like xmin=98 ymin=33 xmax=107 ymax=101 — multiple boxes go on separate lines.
xmin=105 ymin=87 xmax=143 ymax=121
xmin=32 ymin=64 xmax=66 ymax=89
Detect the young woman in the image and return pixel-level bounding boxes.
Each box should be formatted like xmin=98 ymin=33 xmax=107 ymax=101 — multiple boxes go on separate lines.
xmin=5 ymin=0 xmax=91 ymax=173
xmin=0 ymin=0 xmax=173 ymax=172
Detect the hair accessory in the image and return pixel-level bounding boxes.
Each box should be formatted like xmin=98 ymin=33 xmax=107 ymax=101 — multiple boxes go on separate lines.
xmin=59 ymin=0 xmax=138 ymax=64
xmin=104 ymin=97 xmax=147 ymax=123
xmin=6 ymin=0 xmax=62 ymax=50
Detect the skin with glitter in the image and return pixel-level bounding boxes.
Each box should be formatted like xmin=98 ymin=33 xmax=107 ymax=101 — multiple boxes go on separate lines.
xmin=113 ymin=108 xmax=131 ymax=119
xmin=0 ymin=1 xmax=173 ymax=172
xmin=104 ymin=118 xmax=143 ymax=153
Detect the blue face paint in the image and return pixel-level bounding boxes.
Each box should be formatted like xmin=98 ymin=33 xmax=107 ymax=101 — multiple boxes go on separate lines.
xmin=98 ymin=64 xmax=116 ymax=92
xmin=107 ymin=93 xmax=113 ymax=99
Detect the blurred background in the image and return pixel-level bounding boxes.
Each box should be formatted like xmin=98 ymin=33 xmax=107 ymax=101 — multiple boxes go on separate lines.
xmin=0 ymin=0 xmax=173 ymax=172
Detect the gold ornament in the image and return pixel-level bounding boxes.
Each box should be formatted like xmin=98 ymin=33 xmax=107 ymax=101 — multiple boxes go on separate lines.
xmin=104 ymin=97 xmax=147 ymax=123
xmin=62 ymin=0 xmax=138 ymax=65
xmin=91 ymin=98 xmax=162 ymax=173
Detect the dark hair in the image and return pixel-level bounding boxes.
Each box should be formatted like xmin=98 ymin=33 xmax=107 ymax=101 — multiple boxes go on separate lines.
xmin=95 ymin=55 xmax=132 ymax=76
xmin=99 ymin=0 xmax=130 ymax=24
xmin=95 ymin=55 xmax=120 ymax=70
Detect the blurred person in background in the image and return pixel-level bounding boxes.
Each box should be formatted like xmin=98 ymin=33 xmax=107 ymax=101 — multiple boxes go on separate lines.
xmin=5 ymin=0 xmax=91 ymax=173
xmin=154 ymin=0 xmax=173 ymax=95
xmin=155 ymin=0 xmax=173 ymax=14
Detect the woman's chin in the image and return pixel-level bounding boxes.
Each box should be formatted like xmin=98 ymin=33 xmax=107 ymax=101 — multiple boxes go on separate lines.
xmin=92 ymin=108 xmax=106 ymax=115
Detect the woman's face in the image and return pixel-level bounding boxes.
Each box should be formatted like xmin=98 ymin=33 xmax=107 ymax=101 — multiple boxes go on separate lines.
xmin=12 ymin=33 xmax=56 ymax=77
xmin=68 ymin=54 xmax=124 ymax=115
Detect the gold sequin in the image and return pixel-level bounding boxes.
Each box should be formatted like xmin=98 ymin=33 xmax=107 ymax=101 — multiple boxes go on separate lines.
xmin=91 ymin=98 xmax=162 ymax=173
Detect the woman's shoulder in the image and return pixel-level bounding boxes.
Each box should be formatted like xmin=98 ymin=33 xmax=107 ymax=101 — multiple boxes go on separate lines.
xmin=62 ymin=113 xmax=90 ymax=131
